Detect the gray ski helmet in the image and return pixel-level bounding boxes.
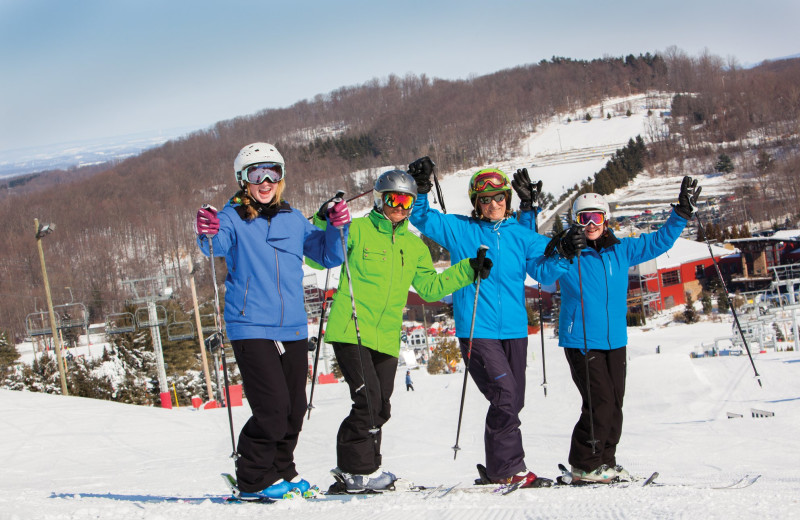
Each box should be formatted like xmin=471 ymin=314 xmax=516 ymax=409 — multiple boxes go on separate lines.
xmin=373 ymin=169 xmax=418 ymax=214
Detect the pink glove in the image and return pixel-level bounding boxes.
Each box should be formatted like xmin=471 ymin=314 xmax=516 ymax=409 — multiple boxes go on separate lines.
xmin=195 ymin=205 xmax=219 ymax=235
xmin=327 ymin=199 xmax=351 ymax=227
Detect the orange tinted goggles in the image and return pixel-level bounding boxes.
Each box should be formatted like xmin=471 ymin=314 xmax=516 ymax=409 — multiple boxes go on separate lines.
xmin=384 ymin=192 xmax=414 ymax=209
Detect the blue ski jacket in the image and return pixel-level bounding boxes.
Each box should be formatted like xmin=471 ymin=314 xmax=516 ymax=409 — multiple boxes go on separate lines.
xmin=546 ymin=210 xmax=688 ymax=351
xmin=197 ymin=202 xmax=347 ymax=341
xmin=409 ymin=194 xmax=559 ymax=340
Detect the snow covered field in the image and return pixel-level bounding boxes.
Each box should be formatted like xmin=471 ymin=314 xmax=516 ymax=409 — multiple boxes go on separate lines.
xmin=2 ymin=314 xmax=799 ymax=519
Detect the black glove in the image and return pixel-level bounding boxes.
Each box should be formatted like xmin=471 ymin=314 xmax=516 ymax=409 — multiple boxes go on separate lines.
xmin=316 ymin=196 xmax=334 ymax=221
xmin=469 ymin=256 xmax=493 ymax=280
xmin=407 ymin=156 xmax=434 ymax=194
xmin=545 ymin=226 xmax=586 ymax=261
xmin=672 ymin=175 xmax=701 ymax=219
xmin=511 ymin=168 xmax=542 ymax=211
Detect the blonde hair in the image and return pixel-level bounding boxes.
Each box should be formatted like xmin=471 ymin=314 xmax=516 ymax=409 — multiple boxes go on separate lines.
xmin=233 ymin=179 xmax=286 ymax=220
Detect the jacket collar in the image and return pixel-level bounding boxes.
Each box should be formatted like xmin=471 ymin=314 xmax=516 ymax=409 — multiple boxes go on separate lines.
xmin=589 ymin=228 xmax=621 ymax=251
xmin=369 ymin=209 xmax=408 ymax=235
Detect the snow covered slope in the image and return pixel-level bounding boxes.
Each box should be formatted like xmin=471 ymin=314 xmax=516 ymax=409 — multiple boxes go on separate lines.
xmin=2 ymin=316 xmax=798 ymax=519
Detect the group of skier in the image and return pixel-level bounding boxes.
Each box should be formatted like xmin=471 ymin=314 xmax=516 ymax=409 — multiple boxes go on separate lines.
xmin=195 ymin=142 xmax=701 ymax=498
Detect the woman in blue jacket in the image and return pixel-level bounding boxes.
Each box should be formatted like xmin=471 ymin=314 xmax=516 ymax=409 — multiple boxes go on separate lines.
xmin=408 ymin=157 xmax=558 ymax=488
xmin=195 ymin=142 xmax=350 ymax=499
xmin=544 ymin=177 xmax=700 ymax=483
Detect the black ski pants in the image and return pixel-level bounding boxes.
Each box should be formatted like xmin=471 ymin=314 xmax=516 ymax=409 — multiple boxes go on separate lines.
xmin=460 ymin=337 xmax=529 ymax=481
xmin=231 ymin=338 xmax=308 ymax=493
xmin=564 ymin=346 xmax=627 ymax=472
xmin=333 ymin=342 xmax=398 ymax=474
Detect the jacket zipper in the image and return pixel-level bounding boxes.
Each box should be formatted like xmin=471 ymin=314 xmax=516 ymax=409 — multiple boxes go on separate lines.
xmin=241 ymin=277 xmax=250 ymax=316
xmin=269 ymin=216 xmax=284 ymax=327
xmin=600 ymin=251 xmax=610 ymax=348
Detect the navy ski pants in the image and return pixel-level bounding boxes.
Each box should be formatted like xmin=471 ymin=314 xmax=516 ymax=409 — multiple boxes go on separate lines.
xmin=564 ymin=346 xmax=626 ymax=472
xmin=231 ymin=338 xmax=308 ymax=493
xmin=460 ymin=337 xmax=528 ymax=481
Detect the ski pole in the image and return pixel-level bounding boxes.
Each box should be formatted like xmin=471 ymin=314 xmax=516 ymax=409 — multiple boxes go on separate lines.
xmin=531 ymin=188 xmax=548 ymax=397
xmin=307 ymin=189 xmax=375 ymax=221
xmin=576 ymin=251 xmax=599 ymax=454
xmin=333 ymin=191 xmax=379 ymax=437
xmin=307 ymin=268 xmax=332 ymax=419
xmin=452 ymin=245 xmax=489 ymax=459
xmin=432 ymin=162 xmax=447 ymax=214
xmin=695 ymin=210 xmax=762 ymax=387
xmin=203 ymin=205 xmax=238 ymax=462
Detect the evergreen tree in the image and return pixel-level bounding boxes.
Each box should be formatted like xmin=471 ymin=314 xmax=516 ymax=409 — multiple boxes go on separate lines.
xmin=717 ymin=289 xmax=731 ymax=314
xmin=683 ymin=292 xmax=699 ymax=323
xmin=552 ymin=214 xmax=565 ymax=234
xmin=0 ymin=330 xmax=20 ymax=385
xmin=715 ymin=154 xmax=735 ymax=173
xmin=701 ymin=291 xmax=713 ymax=314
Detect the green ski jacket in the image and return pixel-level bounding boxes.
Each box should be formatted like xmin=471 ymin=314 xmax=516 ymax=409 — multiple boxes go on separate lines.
xmin=313 ymin=209 xmax=474 ymax=357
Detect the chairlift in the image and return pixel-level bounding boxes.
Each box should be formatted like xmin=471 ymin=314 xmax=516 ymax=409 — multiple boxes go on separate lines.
xmin=105 ymin=312 xmax=137 ymax=334
xmin=198 ymin=301 xmax=218 ymax=334
xmin=167 ymin=311 xmax=196 ymax=341
xmin=135 ymin=305 xmax=167 ymax=328
xmin=54 ymin=302 xmax=88 ymax=330
xmin=25 ymin=311 xmax=61 ymax=337
xmin=303 ymin=273 xmax=323 ymax=318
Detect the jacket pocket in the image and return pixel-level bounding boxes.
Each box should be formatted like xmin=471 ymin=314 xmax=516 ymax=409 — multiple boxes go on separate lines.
xmin=362 ymin=246 xmax=388 ymax=273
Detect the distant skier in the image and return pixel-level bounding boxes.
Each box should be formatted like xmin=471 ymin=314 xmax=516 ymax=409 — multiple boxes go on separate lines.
xmin=312 ymin=169 xmax=491 ymax=492
xmin=540 ymin=177 xmax=700 ymax=483
xmin=195 ymin=142 xmax=350 ymax=499
xmin=408 ymin=157 xmax=559 ymax=488
xmin=405 ymin=370 xmax=414 ymax=391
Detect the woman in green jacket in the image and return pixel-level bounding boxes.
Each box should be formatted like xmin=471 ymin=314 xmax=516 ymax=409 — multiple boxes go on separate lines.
xmin=316 ymin=169 xmax=492 ymax=492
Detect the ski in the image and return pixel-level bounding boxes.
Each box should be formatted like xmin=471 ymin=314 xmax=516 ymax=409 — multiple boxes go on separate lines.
xmin=325 ymin=470 xmax=434 ymax=497
xmin=472 ymin=464 xmax=553 ymax=494
xmin=649 ymin=474 xmax=761 ymax=490
xmin=556 ymin=463 xmax=658 ymax=488
xmin=221 ymin=473 xmax=277 ymax=503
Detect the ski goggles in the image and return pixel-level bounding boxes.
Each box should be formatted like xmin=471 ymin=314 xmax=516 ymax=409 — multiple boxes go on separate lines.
xmin=243 ymin=162 xmax=284 ymax=184
xmin=477 ymin=193 xmax=507 ymax=205
xmin=576 ymin=211 xmax=606 ymax=227
xmin=383 ymin=192 xmax=415 ymax=210
xmin=472 ymin=171 xmax=509 ymax=193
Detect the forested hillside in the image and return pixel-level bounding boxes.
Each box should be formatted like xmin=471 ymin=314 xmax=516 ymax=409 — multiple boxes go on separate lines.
xmin=0 ymin=49 xmax=798 ymax=343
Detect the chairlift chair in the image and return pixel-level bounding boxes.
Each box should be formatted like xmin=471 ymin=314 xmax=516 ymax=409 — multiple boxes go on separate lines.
xmin=303 ymin=273 xmax=323 ymax=318
xmin=25 ymin=311 xmax=60 ymax=337
xmin=135 ymin=305 xmax=167 ymax=328
xmin=54 ymin=302 xmax=88 ymax=330
xmin=105 ymin=312 xmax=137 ymax=334
xmin=167 ymin=311 xmax=196 ymax=341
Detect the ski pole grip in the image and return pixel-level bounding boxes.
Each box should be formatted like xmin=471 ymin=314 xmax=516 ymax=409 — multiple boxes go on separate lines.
xmin=332 ymin=190 xmax=346 ymax=204
xmin=476 ymin=244 xmax=489 ymax=264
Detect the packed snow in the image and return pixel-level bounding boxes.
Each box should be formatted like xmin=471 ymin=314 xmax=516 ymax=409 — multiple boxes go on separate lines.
xmin=3 ymin=314 xmax=798 ymax=519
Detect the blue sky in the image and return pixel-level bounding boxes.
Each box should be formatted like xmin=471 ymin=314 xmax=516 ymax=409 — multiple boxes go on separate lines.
xmin=1 ymin=0 xmax=797 ymax=154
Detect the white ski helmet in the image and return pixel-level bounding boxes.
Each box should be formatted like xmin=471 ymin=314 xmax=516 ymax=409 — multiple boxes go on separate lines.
xmin=572 ymin=193 xmax=610 ymax=222
xmin=373 ymin=169 xmax=417 ymax=214
xmin=233 ymin=142 xmax=285 ymax=187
